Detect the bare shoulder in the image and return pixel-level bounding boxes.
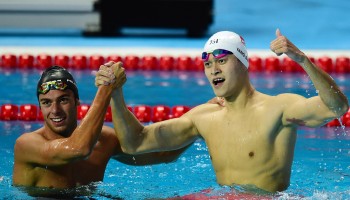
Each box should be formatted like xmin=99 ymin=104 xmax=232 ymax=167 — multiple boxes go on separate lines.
xmin=184 ymin=103 xmax=223 ymax=117
xmin=253 ymin=92 xmax=306 ymax=111
xmin=275 ymin=93 xmax=306 ymax=103
xmin=14 ymin=128 xmax=46 ymax=161
xmin=15 ymin=128 xmax=45 ymax=148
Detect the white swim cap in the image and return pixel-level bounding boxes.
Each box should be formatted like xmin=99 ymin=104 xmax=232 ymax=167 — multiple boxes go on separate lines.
xmin=203 ymin=31 xmax=249 ymax=68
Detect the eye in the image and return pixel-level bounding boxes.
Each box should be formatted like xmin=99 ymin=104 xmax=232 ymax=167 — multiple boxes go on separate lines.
xmin=60 ymin=97 xmax=70 ymax=104
xmin=40 ymin=100 xmax=51 ymax=107
xmin=204 ymin=61 xmax=212 ymax=68
xmin=218 ymin=58 xmax=227 ymax=64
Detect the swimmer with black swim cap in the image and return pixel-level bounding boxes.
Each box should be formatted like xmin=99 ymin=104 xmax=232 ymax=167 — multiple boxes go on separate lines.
xmin=37 ymin=66 xmax=79 ymax=100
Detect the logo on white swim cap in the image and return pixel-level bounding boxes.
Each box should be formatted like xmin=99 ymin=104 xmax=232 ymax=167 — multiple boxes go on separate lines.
xmin=204 ymin=31 xmax=249 ymax=68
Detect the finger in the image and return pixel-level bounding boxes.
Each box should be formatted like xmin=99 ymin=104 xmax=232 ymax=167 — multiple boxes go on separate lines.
xmin=276 ymin=28 xmax=282 ymax=38
xmin=97 ymin=67 xmax=115 ymax=79
xmin=111 ymin=62 xmax=124 ymax=74
xmin=95 ymin=77 xmax=108 ymax=87
xmin=218 ymin=97 xmax=225 ymax=107
xmin=96 ymin=74 xmax=115 ymax=85
xmin=104 ymin=61 xmax=116 ymax=67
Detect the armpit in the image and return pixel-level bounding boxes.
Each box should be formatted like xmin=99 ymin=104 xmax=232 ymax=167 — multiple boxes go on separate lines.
xmin=286 ymin=118 xmax=306 ymax=126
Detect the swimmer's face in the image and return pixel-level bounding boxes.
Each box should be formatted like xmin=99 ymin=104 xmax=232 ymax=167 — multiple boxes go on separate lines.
xmin=204 ymin=54 xmax=246 ymax=98
xmin=39 ymin=89 xmax=79 ymax=137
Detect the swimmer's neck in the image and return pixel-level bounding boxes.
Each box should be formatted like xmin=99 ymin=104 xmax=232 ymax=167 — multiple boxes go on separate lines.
xmin=224 ymin=84 xmax=256 ymax=111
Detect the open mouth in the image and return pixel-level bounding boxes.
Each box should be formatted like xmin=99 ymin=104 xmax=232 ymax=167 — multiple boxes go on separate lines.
xmin=212 ymin=78 xmax=225 ymax=86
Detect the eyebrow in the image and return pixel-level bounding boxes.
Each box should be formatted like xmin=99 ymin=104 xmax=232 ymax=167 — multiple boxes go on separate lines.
xmin=39 ymin=94 xmax=71 ymax=102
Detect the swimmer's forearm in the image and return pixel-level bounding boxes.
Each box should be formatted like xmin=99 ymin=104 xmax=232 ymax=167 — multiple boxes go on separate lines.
xmin=69 ymin=86 xmax=113 ymax=158
xmin=300 ymin=57 xmax=349 ymax=116
xmin=110 ymin=88 xmax=145 ymax=153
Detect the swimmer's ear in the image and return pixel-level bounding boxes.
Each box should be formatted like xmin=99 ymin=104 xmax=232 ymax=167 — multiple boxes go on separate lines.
xmin=76 ymin=99 xmax=81 ymax=106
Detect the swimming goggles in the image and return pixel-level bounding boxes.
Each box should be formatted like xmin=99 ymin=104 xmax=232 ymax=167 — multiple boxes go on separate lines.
xmin=202 ymin=49 xmax=233 ymax=62
xmin=38 ymin=80 xmax=68 ymax=94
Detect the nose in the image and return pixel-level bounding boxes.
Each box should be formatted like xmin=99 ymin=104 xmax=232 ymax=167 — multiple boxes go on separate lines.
xmin=51 ymin=102 xmax=62 ymax=114
xmin=211 ymin=65 xmax=221 ymax=76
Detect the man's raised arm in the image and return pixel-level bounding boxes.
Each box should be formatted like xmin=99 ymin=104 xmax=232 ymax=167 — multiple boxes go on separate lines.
xmin=95 ymin=62 xmax=198 ymax=154
xmin=270 ymin=29 xmax=349 ymax=127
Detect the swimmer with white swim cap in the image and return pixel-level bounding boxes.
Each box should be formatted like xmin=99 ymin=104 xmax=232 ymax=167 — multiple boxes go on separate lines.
xmin=97 ymin=29 xmax=348 ymax=196
xmin=203 ymin=31 xmax=249 ymax=68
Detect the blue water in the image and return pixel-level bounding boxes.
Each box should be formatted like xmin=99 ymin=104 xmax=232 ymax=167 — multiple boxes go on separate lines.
xmin=0 ymin=71 xmax=350 ymax=199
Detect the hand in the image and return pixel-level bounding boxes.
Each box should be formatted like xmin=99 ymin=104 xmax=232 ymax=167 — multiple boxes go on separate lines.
xmin=110 ymin=62 xmax=127 ymax=89
xmin=95 ymin=61 xmax=126 ymax=89
xmin=207 ymin=97 xmax=225 ymax=107
xmin=270 ymin=29 xmax=306 ymax=63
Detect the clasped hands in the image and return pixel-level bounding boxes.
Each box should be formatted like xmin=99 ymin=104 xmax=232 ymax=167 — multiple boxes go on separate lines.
xmin=95 ymin=61 xmax=126 ymax=89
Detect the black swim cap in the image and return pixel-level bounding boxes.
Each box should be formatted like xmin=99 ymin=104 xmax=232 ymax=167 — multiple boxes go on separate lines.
xmin=37 ymin=66 xmax=79 ymax=100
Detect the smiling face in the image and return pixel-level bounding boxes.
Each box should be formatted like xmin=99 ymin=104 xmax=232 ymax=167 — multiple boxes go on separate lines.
xmin=39 ymin=89 xmax=79 ymax=137
xmin=204 ymin=54 xmax=248 ymax=99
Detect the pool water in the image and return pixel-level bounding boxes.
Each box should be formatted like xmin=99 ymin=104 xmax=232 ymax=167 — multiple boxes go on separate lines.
xmin=0 ymin=70 xmax=349 ymax=199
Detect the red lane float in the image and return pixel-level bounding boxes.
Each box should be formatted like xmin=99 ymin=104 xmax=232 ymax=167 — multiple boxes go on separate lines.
xmin=282 ymin=57 xmax=300 ymax=73
xmin=159 ymin=55 xmax=175 ymax=71
xmin=0 ymin=104 xmax=18 ymax=120
xmin=36 ymin=54 xmax=52 ymax=70
xmin=134 ymin=105 xmax=152 ymax=123
xmin=2 ymin=104 xmax=350 ymax=127
xmin=193 ymin=56 xmax=204 ymax=71
xmin=248 ymin=56 xmax=262 ymax=72
xmin=54 ymin=54 xmax=70 ymax=68
xmin=107 ymin=55 xmax=123 ymax=63
xmin=89 ymin=54 xmax=105 ymax=70
xmin=124 ymin=55 xmax=140 ymax=71
xmin=77 ymin=104 xmax=90 ymax=120
xmin=71 ymin=54 xmax=87 ymax=70
xmin=105 ymin=106 xmax=112 ymax=122
xmin=141 ymin=55 xmax=158 ymax=71
xmin=152 ymin=105 xmax=170 ymax=122
xmin=171 ymin=105 xmax=191 ymax=118
xmin=265 ymin=56 xmax=280 ymax=72
xmin=19 ymin=104 xmax=37 ymax=121
xmin=19 ymin=54 xmax=34 ymax=69
xmin=176 ymin=55 xmax=193 ymax=71
xmin=335 ymin=56 xmax=350 ymax=73
xmin=1 ymin=54 xmax=350 ymax=73
xmin=1 ymin=54 xmax=17 ymax=69
xmin=317 ymin=56 xmax=333 ymax=73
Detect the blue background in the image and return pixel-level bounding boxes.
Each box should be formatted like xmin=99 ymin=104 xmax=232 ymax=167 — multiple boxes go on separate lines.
xmin=0 ymin=0 xmax=349 ymax=50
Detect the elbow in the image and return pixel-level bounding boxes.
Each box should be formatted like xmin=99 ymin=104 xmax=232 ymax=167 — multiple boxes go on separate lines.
xmin=337 ymin=101 xmax=349 ymax=118
xmin=120 ymin=146 xmax=138 ymax=155
xmin=68 ymin=145 xmax=92 ymax=160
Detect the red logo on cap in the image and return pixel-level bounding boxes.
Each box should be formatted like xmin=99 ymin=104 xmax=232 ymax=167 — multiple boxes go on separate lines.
xmin=240 ymin=36 xmax=246 ymax=46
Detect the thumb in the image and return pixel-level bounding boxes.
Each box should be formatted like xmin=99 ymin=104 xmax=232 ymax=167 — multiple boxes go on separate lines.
xmin=276 ymin=28 xmax=282 ymax=38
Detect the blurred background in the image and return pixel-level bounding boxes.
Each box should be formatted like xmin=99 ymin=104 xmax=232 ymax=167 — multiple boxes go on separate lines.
xmin=0 ymin=0 xmax=349 ymax=51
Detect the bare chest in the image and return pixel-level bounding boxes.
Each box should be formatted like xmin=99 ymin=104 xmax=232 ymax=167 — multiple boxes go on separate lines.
xmin=195 ymin=109 xmax=283 ymax=163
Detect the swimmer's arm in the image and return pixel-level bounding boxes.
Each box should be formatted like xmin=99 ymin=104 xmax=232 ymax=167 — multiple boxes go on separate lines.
xmin=102 ymin=126 xmax=192 ymax=165
xmin=110 ymin=87 xmax=198 ymax=154
xmin=281 ymin=94 xmax=342 ymax=127
xmin=14 ymin=87 xmax=113 ymax=166
xmin=112 ymin=143 xmax=192 ymax=166
xmin=272 ymin=29 xmax=348 ymax=126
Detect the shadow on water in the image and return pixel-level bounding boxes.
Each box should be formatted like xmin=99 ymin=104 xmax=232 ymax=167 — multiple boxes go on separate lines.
xmin=14 ymin=183 xmax=122 ymax=199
